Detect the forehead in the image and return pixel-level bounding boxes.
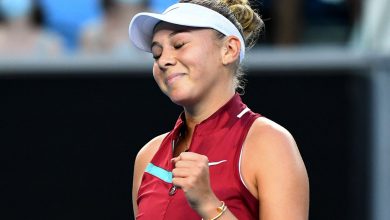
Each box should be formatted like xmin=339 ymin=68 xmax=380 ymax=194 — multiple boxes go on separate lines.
xmin=153 ymin=22 xmax=200 ymax=35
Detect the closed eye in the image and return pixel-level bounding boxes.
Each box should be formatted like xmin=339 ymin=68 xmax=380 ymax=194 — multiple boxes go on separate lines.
xmin=151 ymin=44 xmax=162 ymax=60
xmin=152 ymin=52 xmax=161 ymax=60
xmin=152 ymin=43 xmax=185 ymax=60
xmin=173 ymin=42 xmax=185 ymax=49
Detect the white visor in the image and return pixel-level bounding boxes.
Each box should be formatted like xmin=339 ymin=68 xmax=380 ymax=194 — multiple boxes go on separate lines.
xmin=128 ymin=3 xmax=246 ymax=63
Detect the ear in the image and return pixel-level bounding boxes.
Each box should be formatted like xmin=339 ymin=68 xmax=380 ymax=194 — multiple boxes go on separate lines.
xmin=221 ymin=36 xmax=241 ymax=65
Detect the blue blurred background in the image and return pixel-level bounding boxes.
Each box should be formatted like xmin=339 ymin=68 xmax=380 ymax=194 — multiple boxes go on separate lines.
xmin=0 ymin=0 xmax=389 ymax=220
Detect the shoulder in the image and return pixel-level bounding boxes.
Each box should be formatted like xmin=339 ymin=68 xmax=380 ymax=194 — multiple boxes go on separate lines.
xmin=132 ymin=133 xmax=169 ymax=214
xmin=245 ymin=117 xmax=306 ymax=174
xmin=246 ymin=117 xmax=298 ymax=157
xmin=133 ymin=132 xmax=169 ymax=189
xmin=241 ymin=117 xmax=308 ymax=198
xmin=135 ymin=133 xmax=169 ymax=166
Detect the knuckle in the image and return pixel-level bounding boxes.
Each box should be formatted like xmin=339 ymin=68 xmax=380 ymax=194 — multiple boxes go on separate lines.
xmin=186 ymin=179 xmax=195 ymax=189
xmin=175 ymin=161 xmax=181 ymax=167
xmin=193 ymin=167 xmax=202 ymax=176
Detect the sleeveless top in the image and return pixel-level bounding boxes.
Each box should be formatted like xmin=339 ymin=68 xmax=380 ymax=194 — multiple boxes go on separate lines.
xmin=136 ymin=94 xmax=261 ymax=219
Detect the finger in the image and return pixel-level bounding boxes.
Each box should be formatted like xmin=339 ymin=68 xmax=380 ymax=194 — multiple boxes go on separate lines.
xmin=171 ymin=177 xmax=188 ymax=189
xmin=172 ymin=167 xmax=192 ymax=178
xmin=178 ymin=152 xmax=209 ymax=163
xmin=170 ymin=155 xmax=182 ymax=164
xmin=174 ymin=160 xmax=197 ymax=168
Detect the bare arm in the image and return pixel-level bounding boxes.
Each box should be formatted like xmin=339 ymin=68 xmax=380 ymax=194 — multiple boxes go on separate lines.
xmin=132 ymin=133 xmax=168 ymax=218
xmin=170 ymin=117 xmax=309 ymax=220
xmin=241 ymin=117 xmax=309 ymax=220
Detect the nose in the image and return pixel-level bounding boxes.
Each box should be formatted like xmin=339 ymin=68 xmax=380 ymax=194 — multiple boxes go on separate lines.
xmin=157 ymin=49 xmax=176 ymax=70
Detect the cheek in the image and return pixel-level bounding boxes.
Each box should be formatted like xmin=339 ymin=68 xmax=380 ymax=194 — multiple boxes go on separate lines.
xmin=181 ymin=46 xmax=210 ymax=68
xmin=198 ymin=42 xmax=221 ymax=63
xmin=152 ymin=64 xmax=163 ymax=84
xmin=184 ymin=44 xmax=221 ymax=74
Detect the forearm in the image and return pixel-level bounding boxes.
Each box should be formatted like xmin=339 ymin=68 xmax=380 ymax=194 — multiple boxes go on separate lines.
xmin=212 ymin=209 xmax=238 ymax=220
xmin=197 ymin=197 xmax=238 ymax=220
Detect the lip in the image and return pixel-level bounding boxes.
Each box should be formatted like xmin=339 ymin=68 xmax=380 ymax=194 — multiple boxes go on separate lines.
xmin=165 ymin=73 xmax=185 ymax=85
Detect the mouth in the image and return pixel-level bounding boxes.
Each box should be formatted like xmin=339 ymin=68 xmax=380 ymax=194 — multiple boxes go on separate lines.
xmin=165 ymin=73 xmax=186 ymax=85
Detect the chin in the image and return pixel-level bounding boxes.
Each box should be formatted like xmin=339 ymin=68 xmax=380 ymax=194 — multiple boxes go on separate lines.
xmin=166 ymin=90 xmax=194 ymax=107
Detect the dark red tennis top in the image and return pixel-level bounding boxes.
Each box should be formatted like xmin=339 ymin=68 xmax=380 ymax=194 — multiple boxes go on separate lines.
xmin=136 ymin=94 xmax=261 ymax=219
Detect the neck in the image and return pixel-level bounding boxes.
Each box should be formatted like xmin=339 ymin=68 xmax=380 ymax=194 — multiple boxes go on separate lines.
xmin=183 ymin=87 xmax=235 ymax=132
xmin=175 ymin=88 xmax=235 ymax=156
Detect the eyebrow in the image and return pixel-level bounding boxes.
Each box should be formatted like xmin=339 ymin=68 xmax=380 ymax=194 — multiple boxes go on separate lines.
xmin=151 ymin=29 xmax=192 ymax=50
xmin=169 ymin=29 xmax=190 ymax=37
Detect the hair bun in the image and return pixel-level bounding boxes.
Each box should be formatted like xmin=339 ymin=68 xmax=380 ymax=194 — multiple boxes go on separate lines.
xmin=220 ymin=0 xmax=264 ymax=48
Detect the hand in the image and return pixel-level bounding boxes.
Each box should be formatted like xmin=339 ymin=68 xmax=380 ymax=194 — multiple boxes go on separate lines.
xmin=171 ymin=152 xmax=219 ymax=214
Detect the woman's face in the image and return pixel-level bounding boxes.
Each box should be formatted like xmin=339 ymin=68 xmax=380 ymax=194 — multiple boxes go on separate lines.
xmin=151 ymin=22 xmax=229 ymax=107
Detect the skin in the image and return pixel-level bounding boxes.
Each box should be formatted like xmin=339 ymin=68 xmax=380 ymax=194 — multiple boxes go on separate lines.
xmin=132 ymin=22 xmax=309 ymax=220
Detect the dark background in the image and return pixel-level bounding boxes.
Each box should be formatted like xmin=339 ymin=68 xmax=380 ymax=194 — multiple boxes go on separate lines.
xmin=0 ymin=68 xmax=371 ymax=220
